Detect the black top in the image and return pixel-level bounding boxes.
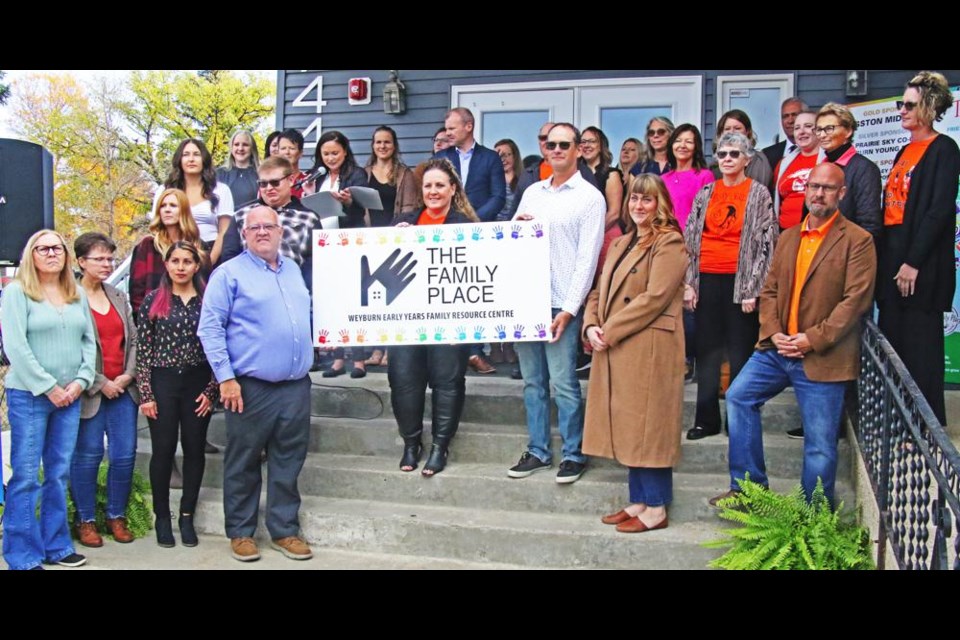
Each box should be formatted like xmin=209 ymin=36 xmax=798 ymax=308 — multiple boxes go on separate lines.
xmin=216 ymin=166 xmax=259 ymax=208
xmin=368 ymin=174 xmax=397 ymax=228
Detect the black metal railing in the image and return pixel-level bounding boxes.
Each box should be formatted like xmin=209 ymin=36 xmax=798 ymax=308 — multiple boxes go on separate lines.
xmin=854 ymin=319 xmax=960 ymax=570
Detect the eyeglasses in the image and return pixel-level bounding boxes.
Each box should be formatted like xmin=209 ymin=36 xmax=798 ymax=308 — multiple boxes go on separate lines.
xmin=715 ymin=150 xmax=742 ymax=159
xmin=896 ymin=101 xmax=918 ymax=112
xmin=538 ymin=135 xmax=549 ymax=142
xmin=806 ymin=183 xmax=841 ymax=193
xmin=34 ymin=245 xmax=65 ymax=257
xmin=579 ymin=138 xmax=599 ymax=146
xmin=815 ymin=125 xmax=843 ymax=135
xmin=647 ymin=128 xmax=669 ymax=137
xmin=245 ymin=223 xmax=280 ymax=233
xmin=433 ymin=137 xmax=447 ymax=144
xmin=545 ymin=141 xmax=574 ymax=151
xmin=257 ymin=177 xmax=290 ymax=188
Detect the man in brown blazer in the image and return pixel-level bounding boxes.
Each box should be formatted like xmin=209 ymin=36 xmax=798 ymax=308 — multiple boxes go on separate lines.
xmin=710 ymin=163 xmax=876 ymax=506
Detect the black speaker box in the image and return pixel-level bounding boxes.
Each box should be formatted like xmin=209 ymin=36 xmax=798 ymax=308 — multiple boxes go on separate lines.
xmin=0 ymin=138 xmax=55 ymax=266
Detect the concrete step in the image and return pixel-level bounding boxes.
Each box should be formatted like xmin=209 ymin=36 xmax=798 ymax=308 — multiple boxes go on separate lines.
xmin=202 ymin=416 xmax=850 ymax=478
xmin=306 ymin=371 xmax=803 ymax=429
xmin=182 ymin=487 xmax=725 ymax=569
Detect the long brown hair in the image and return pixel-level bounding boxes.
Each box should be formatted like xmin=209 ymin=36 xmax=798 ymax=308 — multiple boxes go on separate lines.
xmin=622 ymin=174 xmax=681 ymax=250
xmin=16 ymin=229 xmax=79 ymax=303
xmin=413 ymin=158 xmax=479 ymax=222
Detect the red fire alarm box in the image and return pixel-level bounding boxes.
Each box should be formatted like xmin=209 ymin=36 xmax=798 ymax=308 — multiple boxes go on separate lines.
xmin=348 ymin=78 xmax=371 ymax=105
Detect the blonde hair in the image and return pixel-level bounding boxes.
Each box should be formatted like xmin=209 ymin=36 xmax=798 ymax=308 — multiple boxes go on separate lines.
xmin=907 ymin=70 xmax=954 ymax=127
xmin=148 ymin=188 xmax=205 ymax=261
xmin=414 ymin=159 xmax=479 ymax=222
xmin=16 ymin=229 xmax=79 ymax=303
xmin=622 ymin=174 xmax=682 ymax=250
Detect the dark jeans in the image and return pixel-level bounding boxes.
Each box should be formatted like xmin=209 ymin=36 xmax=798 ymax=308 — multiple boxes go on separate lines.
xmin=878 ymin=302 xmax=946 ymax=424
xmin=387 ymin=344 xmax=467 ymax=445
xmin=223 ymin=375 xmax=311 ymax=539
xmin=628 ymin=467 xmax=673 ymax=506
xmin=694 ymin=273 xmax=759 ymax=431
xmin=147 ymin=366 xmax=213 ymax=517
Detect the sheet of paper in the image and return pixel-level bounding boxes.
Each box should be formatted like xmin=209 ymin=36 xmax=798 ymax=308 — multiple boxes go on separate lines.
xmin=348 ymin=186 xmax=383 ymax=211
xmin=302 ymin=191 xmax=343 ymax=219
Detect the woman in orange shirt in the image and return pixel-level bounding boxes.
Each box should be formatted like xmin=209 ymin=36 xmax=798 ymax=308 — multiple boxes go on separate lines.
xmin=683 ymin=132 xmax=778 ymax=440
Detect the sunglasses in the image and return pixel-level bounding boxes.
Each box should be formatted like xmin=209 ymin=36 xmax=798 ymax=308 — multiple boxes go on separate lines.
xmin=715 ymin=150 xmax=742 ymax=159
xmin=896 ymin=101 xmax=918 ymax=112
xmin=647 ymin=128 xmax=669 ymax=137
xmin=257 ymin=177 xmax=290 ymax=188
xmin=538 ymin=134 xmax=549 ymax=142
xmin=545 ymin=141 xmax=575 ymax=150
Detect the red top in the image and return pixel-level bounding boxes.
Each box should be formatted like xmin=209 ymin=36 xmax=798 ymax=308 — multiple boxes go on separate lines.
xmin=539 ymin=160 xmax=553 ymax=181
xmin=93 ymin=303 xmax=125 ymax=380
xmin=777 ymin=153 xmax=819 ymax=229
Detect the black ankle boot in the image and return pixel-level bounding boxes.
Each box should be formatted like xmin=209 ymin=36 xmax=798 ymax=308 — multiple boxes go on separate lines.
xmin=155 ymin=516 xmax=175 ymax=548
xmin=179 ymin=513 xmax=198 ymax=547
xmin=422 ymin=441 xmax=449 ymax=477
xmin=399 ymin=439 xmax=422 ymax=472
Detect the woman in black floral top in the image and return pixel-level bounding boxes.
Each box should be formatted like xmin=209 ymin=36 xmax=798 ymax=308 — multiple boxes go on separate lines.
xmin=136 ymin=241 xmax=217 ymax=549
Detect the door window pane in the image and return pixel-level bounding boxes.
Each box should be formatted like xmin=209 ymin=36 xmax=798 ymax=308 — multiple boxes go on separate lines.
xmin=481 ymin=111 xmax=549 ymax=164
xmin=729 ymin=87 xmax=782 ymax=149
xmin=600 ymin=106 xmax=672 ymax=167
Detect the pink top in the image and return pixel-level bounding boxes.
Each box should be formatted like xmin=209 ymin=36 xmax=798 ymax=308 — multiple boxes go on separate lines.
xmin=661 ymin=169 xmax=715 ymax=230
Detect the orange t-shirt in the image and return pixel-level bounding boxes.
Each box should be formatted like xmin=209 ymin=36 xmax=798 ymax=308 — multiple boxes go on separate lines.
xmin=700 ymin=179 xmax=752 ymax=274
xmin=777 ymin=153 xmax=819 ymax=229
xmin=884 ymin=136 xmax=936 ymax=226
xmin=788 ymin=211 xmax=841 ymax=335
xmin=539 ymin=160 xmax=553 ymax=181
xmin=417 ymin=209 xmax=447 ymax=226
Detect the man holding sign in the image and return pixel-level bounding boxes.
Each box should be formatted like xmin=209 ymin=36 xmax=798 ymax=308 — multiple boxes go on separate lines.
xmin=507 ymin=123 xmax=606 ymax=484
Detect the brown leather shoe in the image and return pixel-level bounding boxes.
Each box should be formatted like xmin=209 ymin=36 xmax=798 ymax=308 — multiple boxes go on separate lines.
xmin=76 ymin=522 xmax=103 ymax=548
xmin=616 ymin=515 xmax=669 ymax=533
xmin=231 ymin=537 xmax=261 ymax=562
xmin=468 ymin=354 xmax=496 ymax=374
xmin=600 ymin=509 xmax=633 ymax=525
xmin=106 ymin=517 xmax=134 ymax=543
xmin=708 ymin=489 xmax=742 ymax=508
xmin=271 ymin=535 xmax=313 ymax=560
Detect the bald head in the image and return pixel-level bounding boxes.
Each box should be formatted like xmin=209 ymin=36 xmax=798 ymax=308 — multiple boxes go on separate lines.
xmin=243 ymin=206 xmax=282 ymax=264
xmin=805 ymin=163 xmax=846 ymax=219
xmin=538 ymin=122 xmax=555 ymax=158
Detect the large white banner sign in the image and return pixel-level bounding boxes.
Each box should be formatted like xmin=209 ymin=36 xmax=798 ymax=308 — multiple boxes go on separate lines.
xmin=312 ymin=220 xmax=552 ymax=347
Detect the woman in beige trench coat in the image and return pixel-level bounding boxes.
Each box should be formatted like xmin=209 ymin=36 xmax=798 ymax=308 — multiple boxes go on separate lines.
xmin=583 ymin=174 xmax=688 ymax=533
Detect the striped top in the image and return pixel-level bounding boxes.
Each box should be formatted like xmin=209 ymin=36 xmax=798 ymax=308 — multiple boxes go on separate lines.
xmin=1 ymin=281 xmax=97 ymax=396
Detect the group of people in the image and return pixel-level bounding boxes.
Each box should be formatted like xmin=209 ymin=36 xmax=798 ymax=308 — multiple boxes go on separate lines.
xmin=2 ymin=71 xmax=957 ymax=569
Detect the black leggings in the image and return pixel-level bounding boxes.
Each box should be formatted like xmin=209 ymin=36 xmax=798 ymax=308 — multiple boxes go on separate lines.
xmin=147 ymin=366 xmax=213 ymax=517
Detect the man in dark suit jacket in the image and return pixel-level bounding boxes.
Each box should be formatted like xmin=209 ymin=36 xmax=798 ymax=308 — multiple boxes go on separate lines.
xmin=435 ymin=107 xmax=506 ymax=222
xmin=762 ymin=97 xmax=808 ymax=190
xmin=711 ymin=163 xmax=876 ymax=507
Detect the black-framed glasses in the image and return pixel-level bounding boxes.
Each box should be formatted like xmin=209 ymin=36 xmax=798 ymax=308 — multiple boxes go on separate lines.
xmin=257 ymin=177 xmax=290 ymax=188
xmin=896 ymin=100 xmax=918 ymax=112
xmin=715 ymin=150 xmax=742 ymax=159
xmin=806 ymin=182 xmax=841 ymax=193
xmin=647 ymin=128 xmax=668 ymax=137
xmin=245 ymin=223 xmax=280 ymax=233
xmin=34 ymin=245 xmax=65 ymax=256
xmin=433 ymin=137 xmax=447 ymax=144
xmin=815 ymin=125 xmax=843 ymax=135
xmin=545 ymin=141 xmax=574 ymax=151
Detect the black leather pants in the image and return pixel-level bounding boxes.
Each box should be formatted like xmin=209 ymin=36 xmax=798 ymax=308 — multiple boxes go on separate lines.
xmin=387 ymin=344 xmax=468 ymax=447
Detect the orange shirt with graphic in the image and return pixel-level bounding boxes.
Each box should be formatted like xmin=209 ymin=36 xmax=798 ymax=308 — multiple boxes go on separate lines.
xmin=884 ymin=136 xmax=936 ymax=226
xmin=777 ymin=153 xmax=819 ymax=229
xmin=788 ymin=211 xmax=841 ymax=335
xmin=539 ymin=160 xmax=553 ymax=181
xmin=417 ymin=209 xmax=447 ymax=226
xmin=700 ymin=179 xmax=752 ymax=274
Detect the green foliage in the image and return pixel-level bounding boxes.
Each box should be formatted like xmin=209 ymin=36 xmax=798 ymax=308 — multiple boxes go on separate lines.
xmin=64 ymin=463 xmax=154 ymax=539
xmin=705 ymin=477 xmax=873 ymax=570
xmin=0 ymin=70 xmax=10 ymax=106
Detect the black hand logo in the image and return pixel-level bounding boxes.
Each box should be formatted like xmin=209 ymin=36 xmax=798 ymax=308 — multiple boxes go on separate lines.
xmin=361 ymin=248 xmax=417 ymax=306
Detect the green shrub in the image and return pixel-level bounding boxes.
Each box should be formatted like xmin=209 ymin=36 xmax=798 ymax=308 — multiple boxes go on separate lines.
xmin=66 ymin=463 xmax=153 ymax=539
xmin=705 ymin=477 xmax=872 ymax=570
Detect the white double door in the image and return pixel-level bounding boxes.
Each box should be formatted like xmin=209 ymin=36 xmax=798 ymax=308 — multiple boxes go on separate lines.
xmin=453 ymin=76 xmax=703 ymax=163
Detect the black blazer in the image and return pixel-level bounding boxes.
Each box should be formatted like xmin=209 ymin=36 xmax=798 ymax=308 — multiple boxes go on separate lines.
xmin=762 ymin=140 xmax=787 ymax=184
xmin=877 ymin=134 xmax=960 ymax=311
xmin=435 ymin=143 xmax=506 ymax=222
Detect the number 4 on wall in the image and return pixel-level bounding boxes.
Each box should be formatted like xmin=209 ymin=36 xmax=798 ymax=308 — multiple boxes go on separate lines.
xmin=293 ymin=75 xmax=326 ymax=149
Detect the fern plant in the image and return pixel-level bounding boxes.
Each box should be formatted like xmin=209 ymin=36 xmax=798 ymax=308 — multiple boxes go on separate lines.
xmin=64 ymin=463 xmax=154 ymax=539
xmin=705 ymin=477 xmax=873 ymax=570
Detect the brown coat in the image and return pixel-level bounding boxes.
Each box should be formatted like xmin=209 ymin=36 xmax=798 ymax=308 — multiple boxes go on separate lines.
xmin=364 ymin=163 xmax=419 ymax=221
xmin=80 ymin=283 xmax=139 ymax=419
xmin=758 ymin=214 xmax=876 ymax=382
xmin=582 ymin=230 xmax=688 ymax=468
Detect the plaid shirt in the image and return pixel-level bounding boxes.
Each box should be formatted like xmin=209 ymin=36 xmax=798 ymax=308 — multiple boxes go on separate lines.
xmin=234 ymin=198 xmax=320 ymax=266
xmin=128 ymin=236 xmax=166 ymax=319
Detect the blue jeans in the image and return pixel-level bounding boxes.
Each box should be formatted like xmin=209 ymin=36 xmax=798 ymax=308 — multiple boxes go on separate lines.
xmin=628 ymin=467 xmax=673 ymax=506
xmin=514 ymin=309 xmax=585 ymax=464
xmin=726 ymin=350 xmax=846 ymax=505
xmin=70 ymin=393 xmax=139 ymax=521
xmin=2 ymin=389 xmax=81 ymax=570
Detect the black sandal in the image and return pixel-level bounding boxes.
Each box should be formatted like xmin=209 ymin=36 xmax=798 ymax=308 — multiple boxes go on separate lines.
xmin=686 ymin=424 xmax=720 ymax=441
xmin=421 ymin=443 xmax=449 ymax=477
xmin=400 ymin=442 xmax=422 ymax=472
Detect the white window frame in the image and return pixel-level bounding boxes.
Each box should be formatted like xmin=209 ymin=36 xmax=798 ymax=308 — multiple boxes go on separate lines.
xmin=715 ymin=74 xmax=796 ymax=119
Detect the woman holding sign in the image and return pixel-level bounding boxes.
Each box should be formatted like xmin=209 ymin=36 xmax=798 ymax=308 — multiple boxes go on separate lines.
xmin=878 ymin=71 xmax=960 ymax=425
xmin=390 ymin=158 xmax=479 ymax=477
xmin=582 ymin=174 xmax=687 ymax=533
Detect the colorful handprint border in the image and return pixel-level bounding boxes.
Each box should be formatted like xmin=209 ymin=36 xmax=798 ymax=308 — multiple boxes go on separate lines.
xmin=314 ymin=220 xmax=547 ymax=249
xmin=316 ymin=321 xmax=553 ymax=347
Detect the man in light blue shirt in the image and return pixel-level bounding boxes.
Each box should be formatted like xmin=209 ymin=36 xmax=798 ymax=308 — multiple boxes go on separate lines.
xmin=198 ymin=206 xmax=314 ymax=563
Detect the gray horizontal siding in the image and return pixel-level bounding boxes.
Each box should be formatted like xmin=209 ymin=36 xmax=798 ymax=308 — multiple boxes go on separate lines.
xmin=279 ymin=70 xmax=960 ymax=168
